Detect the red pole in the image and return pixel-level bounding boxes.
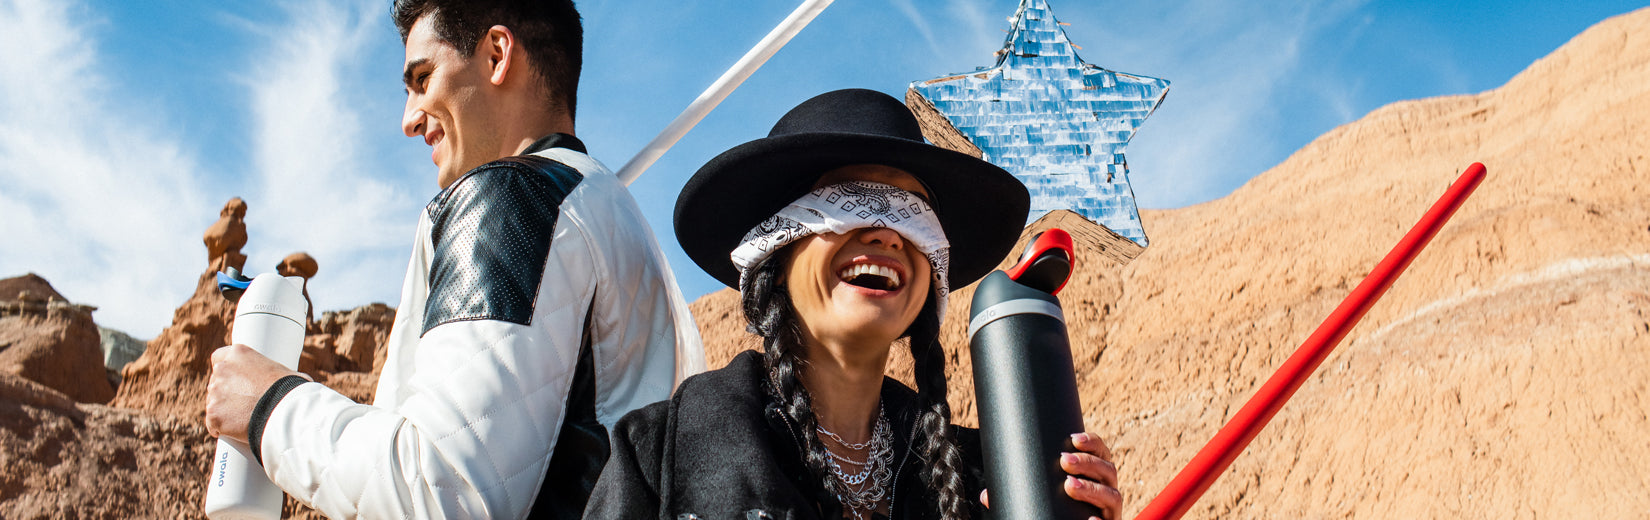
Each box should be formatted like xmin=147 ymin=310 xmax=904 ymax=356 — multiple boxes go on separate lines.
xmin=1134 ymin=163 xmax=1488 ymax=520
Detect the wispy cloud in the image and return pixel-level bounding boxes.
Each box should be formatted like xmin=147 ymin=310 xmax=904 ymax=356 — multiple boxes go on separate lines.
xmin=0 ymin=0 xmax=209 ymax=336
xmin=891 ymin=0 xmax=945 ymax=61
xmin=2 ymin=0 xmax=1567 ymax=316
xmin=0 ymin=0 xmax=423 ymax=338
xmin=1058 ymin=0 xmax=1374 ymax=209
xmin=889 ymin=0 xmax=1005 ymax=71
xmin=948 ymin=0 xmax=1003 ymax=56
xmin=234 ymin=0 xmax=423 ymax=321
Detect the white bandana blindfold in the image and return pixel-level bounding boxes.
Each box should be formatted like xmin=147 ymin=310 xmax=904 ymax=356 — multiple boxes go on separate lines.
xmin=731 ymin=181 xmax=951 ymax=319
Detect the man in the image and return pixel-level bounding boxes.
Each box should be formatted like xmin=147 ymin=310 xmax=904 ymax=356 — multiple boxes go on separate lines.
xmin=204 ymin=1 xmax=705 ymax=517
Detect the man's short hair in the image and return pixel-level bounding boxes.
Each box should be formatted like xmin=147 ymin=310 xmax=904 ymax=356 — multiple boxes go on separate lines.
xmin=393 ymin=0 xmax=583 ymax=120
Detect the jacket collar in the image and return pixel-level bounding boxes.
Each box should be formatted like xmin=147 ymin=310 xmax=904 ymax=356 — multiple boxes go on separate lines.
xmin=656 ymin=350 xmax=973 ymax=519
xmin=520 ymin=133 xmax=588 ymax=156
xmin=723 ymin=350 xmax=931 ymax=519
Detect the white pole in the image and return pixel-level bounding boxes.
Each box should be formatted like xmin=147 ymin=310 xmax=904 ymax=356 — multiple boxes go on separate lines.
xmin=617 ymin=0 xmax=836 ymax=186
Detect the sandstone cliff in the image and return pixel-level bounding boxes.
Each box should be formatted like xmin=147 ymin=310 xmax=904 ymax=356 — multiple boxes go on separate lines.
xmin=0 ymin=274 xmax=115 ymax=404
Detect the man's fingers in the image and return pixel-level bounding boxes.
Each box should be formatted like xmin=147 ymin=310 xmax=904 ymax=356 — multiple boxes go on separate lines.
xmin=203 ymin=393 xmax=222 ymax=438
xmin=210 ymin=344 xmax=255 ymax=366
xmin=1064 ymin=476 xmax=1122 ymax=520
xmin=1061 ymin=451 xmax=1118 ymax=489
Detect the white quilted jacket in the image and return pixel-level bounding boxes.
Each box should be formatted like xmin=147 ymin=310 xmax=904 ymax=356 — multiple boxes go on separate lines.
xmin=258 ymin=147 xmax=705 ymax=519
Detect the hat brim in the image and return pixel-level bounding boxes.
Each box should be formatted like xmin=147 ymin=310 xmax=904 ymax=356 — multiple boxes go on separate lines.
xmin=675 ymin=131 xmax=1030 ymax=290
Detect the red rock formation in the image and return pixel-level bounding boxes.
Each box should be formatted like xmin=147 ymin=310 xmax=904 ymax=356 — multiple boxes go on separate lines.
xmin=276 ymin=253 xmax=318 ymax=280
xmin=113 ymin=202 xmax=388 ymax=420
xmin=298 ymin=303 xmax=395 ymax=404
xmin=203 ymin=198 xmax=248 ymax=275
xmin=3 ymin=202 xmax=393 ymax=517
xmin=0 ymin=274 xmax=116 ymax=404
xmin=0 ymin=373 xmax=215 ymax=518
xmin=112 ymin=197 xmax=253 ymax=419
xmin=109 ymin=270 xmax=237 ymax=421
xmin=277 ymin=252 xmax=318 ymax=326
xmin=0 ymin=273 xmax=63 ymax=302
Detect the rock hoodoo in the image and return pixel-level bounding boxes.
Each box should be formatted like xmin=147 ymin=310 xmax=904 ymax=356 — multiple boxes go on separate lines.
xmin=276 ymin=253 xmax=318 ymax=279
xmin=278 ymin=252 xmax=319 ymax=325
xmin=114 ymin=197 xmax=257 ymax=420
xmin=112 ymin=201 xmax=389 ymax=422
xmin=202 ymin=198 xmax=248 ymax=275
xmin=110 ymin=201 xmax=244 ymax=420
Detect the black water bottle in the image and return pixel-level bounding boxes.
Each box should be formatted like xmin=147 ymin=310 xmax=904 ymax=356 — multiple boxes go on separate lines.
xmin=968 ymin=229 xmax=1099 ymax=520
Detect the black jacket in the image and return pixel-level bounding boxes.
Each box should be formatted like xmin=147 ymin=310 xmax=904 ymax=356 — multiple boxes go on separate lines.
xmin=584 ymin=350 xmax=987 ymax=519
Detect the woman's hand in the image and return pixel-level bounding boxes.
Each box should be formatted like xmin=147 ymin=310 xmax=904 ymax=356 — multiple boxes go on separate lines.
xmin=1060 ymin=432 xmax=1122 ymax=519
xmin=980 ymin=432 xmax=1122 ymax=520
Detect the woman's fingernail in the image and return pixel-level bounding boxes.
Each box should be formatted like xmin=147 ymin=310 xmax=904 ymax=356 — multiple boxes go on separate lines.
xmin=1071 ymin=433 xmax=1089 ymax=444
xmin=1067 ymin=476 xmax=1082 ymax=488
xmin=1062 ymin=453 xmax=1077 ymax=465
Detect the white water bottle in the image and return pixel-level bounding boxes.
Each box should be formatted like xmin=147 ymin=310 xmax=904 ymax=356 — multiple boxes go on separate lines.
xmin=203 ymin=273 xmax=309 ymax=520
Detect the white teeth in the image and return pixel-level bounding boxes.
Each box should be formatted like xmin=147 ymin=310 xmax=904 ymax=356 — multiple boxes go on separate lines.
xmin=837 ymin=263 xmax=902 ymax=289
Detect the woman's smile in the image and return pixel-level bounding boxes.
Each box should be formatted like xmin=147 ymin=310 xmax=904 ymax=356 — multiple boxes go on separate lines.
xmin=835 ymin=254 xmax=906 ymax=294
xmin=785 ymin=226 xmax=932 ymax=349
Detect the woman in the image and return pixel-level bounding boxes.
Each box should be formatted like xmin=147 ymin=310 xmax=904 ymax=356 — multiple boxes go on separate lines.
xmin=585 ymin=89 xmax=1121 ymax=520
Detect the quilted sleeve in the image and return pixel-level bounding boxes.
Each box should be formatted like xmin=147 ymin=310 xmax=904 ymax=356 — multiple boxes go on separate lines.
xmin=257 ymin=161 xmax=596 ymax=519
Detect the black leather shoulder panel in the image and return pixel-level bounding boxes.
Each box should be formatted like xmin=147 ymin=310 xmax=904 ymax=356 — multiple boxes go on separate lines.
xmin=422 ymin=156 xmax=585 ymax=335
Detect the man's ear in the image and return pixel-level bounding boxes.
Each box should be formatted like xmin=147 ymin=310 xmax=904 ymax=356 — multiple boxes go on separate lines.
xmin=482 ymin=25 xmax=515 ymax=86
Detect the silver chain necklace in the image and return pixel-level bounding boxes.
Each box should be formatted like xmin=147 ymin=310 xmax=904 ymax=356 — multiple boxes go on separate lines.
xmin=816 ymin=407 xmax=893 ymax=520
xmin=818 ymin=416 xmax=880 ymax=450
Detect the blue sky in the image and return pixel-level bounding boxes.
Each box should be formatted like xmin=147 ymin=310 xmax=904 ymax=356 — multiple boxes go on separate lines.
xmin=1 ymin=0 xmax=1644 ymax=339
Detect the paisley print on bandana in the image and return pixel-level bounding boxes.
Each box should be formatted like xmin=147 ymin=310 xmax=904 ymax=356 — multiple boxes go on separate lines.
xmin=731 ymin=181 xmax=952 ymax=319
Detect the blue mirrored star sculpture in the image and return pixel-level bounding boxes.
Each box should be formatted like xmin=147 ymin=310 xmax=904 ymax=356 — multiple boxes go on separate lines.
xmin=907 ymin=0 xmax=1168 ymax=246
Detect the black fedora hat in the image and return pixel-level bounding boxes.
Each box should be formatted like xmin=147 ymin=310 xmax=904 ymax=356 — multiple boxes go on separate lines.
xmin=675 ymin=88 xmax=1030 ymax=290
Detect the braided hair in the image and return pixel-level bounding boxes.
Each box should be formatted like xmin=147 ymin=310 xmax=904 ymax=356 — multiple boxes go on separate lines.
xmin=741 ymin=256 xmax=970 ymax=519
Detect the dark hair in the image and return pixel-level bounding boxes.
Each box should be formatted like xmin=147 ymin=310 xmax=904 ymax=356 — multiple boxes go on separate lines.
xmin=392 ymin=0 xmax=583 ymax=120
xmin=741 ymin=256 xmax=969 ymax=519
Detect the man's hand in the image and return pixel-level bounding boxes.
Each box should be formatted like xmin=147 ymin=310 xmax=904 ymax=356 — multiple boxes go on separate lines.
xmin=980 ymin=431 xmax=1123 ymax=520
xmin=205 ymin=344 xmax=308 ymax=444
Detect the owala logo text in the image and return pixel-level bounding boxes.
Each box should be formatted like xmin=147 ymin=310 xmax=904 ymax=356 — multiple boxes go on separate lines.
xmin=217 ymin=450 xmax=230 ymax=486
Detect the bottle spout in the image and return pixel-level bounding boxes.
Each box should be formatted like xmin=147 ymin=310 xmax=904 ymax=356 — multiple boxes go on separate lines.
xmin=215 ymin=268 xmax=254 ymax=304
xmin=1005 ymin=229 xmax=1075 ymax=295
